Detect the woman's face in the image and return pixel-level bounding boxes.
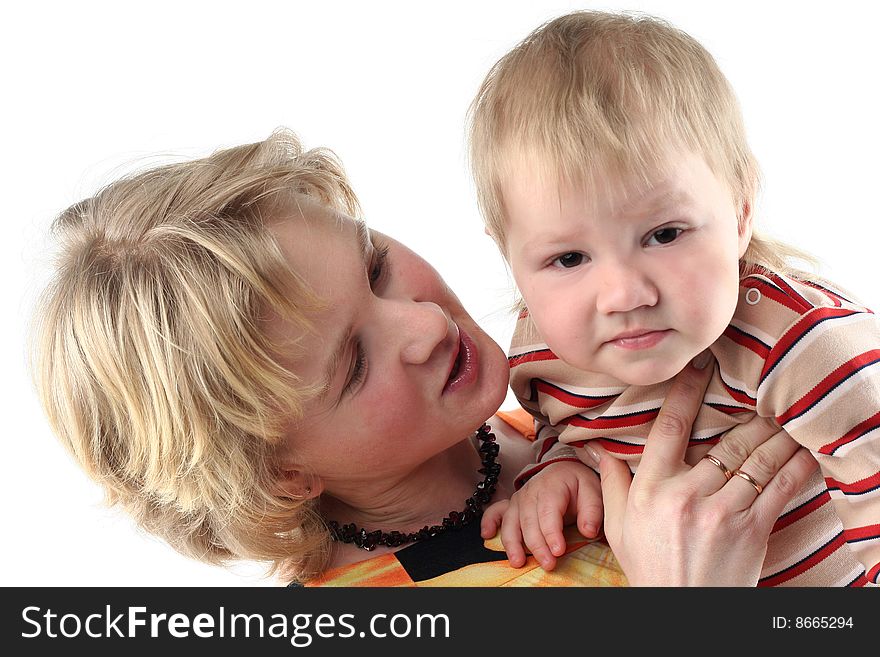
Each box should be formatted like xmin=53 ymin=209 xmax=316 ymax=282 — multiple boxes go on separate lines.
xmin=265 ymin=203 xmax=509 ymax=498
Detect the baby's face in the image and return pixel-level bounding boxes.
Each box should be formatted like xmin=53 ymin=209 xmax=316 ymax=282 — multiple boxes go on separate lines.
xmin=503 ymin=149 xmax=751 ymax=385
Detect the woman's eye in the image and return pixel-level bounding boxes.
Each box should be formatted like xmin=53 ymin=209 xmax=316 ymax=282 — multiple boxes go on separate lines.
xmin=646 ymin=227 xmax=683 ymax=246
xmin=552 ymin=252 xmax=586 ymax=268
xmin=343 ymin=240 xmax=387 ymax=398
xmin=345 ymin=342 xmax=368 ymax=393
xmin=369 ymin=243 xmax=389 ymax=288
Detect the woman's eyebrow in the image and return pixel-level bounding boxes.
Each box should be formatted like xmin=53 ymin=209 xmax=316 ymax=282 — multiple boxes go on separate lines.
xmin=318 ymin=220 xmax=372 ymax=402
xmin=353 ymin=219 xmax=372 ymax=260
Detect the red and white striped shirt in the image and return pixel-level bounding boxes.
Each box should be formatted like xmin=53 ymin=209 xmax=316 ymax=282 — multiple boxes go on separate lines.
xmin=509 ymin=269 xmax=880 ymax=586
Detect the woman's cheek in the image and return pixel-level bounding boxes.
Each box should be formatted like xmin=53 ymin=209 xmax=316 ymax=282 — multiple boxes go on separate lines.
xmin=361 ymin=381 xmax=421 ymax=432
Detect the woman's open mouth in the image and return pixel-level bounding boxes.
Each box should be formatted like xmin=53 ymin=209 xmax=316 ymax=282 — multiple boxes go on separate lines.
xmin=443 ymin=325 xmax=479 ymax=394
xmin=448 ymin=353 xmax=462 ymax=381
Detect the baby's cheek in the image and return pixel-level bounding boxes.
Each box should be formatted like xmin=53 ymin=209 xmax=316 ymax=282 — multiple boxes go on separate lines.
xmin=546 ymin=304 xmax=590 ymax=359
xmin=681 ymin=270 xmax=739 ymax=338
xmin=555 ymin=330 xmax=598 ymax=372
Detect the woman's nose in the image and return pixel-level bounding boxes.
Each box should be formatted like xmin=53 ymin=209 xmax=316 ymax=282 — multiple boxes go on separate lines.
xmin=392 ymin=300 xmax=453 ymax=365
xmin=594 ymin=260 xmax=658 ymax=315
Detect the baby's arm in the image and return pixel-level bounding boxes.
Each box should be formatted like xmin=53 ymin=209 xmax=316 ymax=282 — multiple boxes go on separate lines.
xmin=481 ymin=460 xmax=602 ymax=571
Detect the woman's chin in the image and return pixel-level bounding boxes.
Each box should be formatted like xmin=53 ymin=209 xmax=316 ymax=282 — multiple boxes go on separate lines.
xmin=480 ymin=339 xmax=512 ymax=416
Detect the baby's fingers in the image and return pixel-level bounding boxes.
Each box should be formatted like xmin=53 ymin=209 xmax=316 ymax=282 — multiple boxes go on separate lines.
xmin=575 ymin=473 xmax=603 ymax=538
xmin=520 ymin=498 xmax=560 ymax=571
xmin=499 ymin=502 xmax=528 ymax=568
xmin=536 ymin=493 xmax=568 ymax=558
xmin=480 ymin=499 xmax=508 ymax=539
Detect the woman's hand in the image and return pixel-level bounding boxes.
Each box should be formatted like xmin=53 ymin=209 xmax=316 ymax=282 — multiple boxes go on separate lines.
xmin=595 ymin=352 xmax=819 ymax=586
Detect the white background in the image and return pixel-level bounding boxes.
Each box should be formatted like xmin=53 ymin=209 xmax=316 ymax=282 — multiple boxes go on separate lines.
xmin=4 ymin=0 xmax=878 ymax=586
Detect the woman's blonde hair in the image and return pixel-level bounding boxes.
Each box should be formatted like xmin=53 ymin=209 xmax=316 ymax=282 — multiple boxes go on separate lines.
xmin=468 ymin=10 xmax=814 ymax=276
xmin=30 ymin=128 xmax=360 ymax=582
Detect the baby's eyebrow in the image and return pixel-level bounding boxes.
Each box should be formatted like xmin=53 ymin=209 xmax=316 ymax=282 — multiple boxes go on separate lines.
xmin=621 ymin=186 xmax=691 ymax=217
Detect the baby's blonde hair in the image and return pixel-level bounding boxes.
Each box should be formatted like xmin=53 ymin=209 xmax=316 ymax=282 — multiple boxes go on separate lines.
xmin=30 ymin=129 xmax=360 ymax=582
xmin=469 ymin=10 xmax=813 ymax=275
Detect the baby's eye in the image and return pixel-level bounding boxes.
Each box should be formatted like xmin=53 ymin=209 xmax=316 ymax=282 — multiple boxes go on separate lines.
xmin=552 ymin=252 xmax=586 ymax=268
xmin=645 ymin=227 xmax=683 ymax=246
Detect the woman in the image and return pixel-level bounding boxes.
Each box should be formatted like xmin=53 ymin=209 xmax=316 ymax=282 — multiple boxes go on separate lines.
xmin=31 ymin=130 xmax=816 ymax=586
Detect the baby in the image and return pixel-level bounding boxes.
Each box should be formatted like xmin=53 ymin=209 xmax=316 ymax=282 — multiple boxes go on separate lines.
xmin=469 ymin=11 xmax=880 ymax=585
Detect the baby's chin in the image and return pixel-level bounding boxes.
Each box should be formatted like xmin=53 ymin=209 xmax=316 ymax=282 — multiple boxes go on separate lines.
xmin=615 ymin=368 xmax=683 ymax=386
xmin=582 ymin=355 xmax=694 ymax=387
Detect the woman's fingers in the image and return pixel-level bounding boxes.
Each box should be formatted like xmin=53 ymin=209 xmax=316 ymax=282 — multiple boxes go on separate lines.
xmin=638 ymin=352 xmax=715 ymax=478
xmin=596 ymin=447 xmax=634 ymax=550
xmin=691 ymin=416 xmax=780 ymax=495
xmin=716 ymin=429 xmax=805 ymax=511
xmin=695 ymin=452 xmax=734 ymax=490
xmin=751 ymin=448 xmax=819 ymax=525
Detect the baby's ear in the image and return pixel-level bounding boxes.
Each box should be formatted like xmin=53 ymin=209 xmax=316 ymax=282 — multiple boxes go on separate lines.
xmin=737 ymin=200 xmax=754 ymax=258
xmin=275 ymin=466 xmax=323 ymax=500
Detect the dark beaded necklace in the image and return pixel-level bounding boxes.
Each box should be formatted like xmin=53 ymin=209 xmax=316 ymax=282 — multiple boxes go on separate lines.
xmin=327 ymin=423 xmax=501 ymax=551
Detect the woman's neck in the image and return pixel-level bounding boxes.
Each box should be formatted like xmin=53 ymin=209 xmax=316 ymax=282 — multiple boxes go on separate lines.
xmin=320 ymin=434 xmax=485 ymax=564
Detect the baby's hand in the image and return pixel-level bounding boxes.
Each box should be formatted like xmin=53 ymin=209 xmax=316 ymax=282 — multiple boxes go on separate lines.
xmin=480 ymin=461 xmax=602 ymax=571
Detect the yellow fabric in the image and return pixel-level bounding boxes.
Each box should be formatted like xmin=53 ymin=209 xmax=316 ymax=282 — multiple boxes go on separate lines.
xmin=309 ymin=525 xmax=626 ymax=587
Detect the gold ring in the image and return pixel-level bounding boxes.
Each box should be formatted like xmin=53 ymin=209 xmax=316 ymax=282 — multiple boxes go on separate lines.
xmin=732 ymin=469 xmax=763 ymax=494
xmin=702 ymin=453 xmax=732 ymax=480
